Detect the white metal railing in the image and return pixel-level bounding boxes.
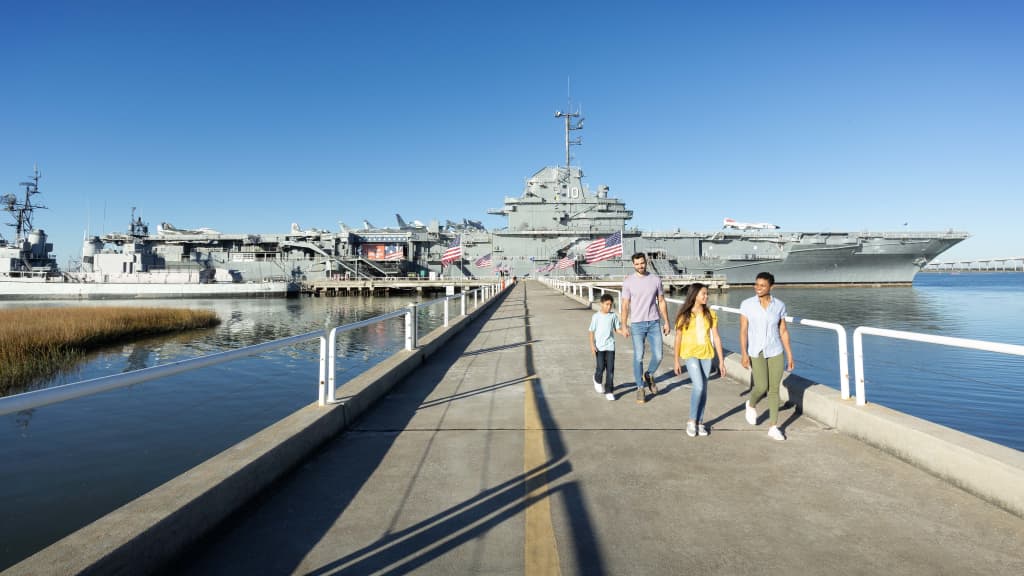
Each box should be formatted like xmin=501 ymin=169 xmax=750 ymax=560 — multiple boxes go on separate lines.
xmin=0 ymin=284 xmax=502 ymax=416
xmin=853 ymin=327 xmax=1024 ymax=406
xmin=541 ymin=277 xmax=850 ymax=399
xmin=709 ymin=305 xmax=850 ymax=399
xmin=548 ymin=277 xmax=1024 ymax=407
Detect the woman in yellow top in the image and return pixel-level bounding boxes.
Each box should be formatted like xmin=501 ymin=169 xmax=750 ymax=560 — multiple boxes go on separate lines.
xmin=673 ymin=283 xmax=726 ymax=437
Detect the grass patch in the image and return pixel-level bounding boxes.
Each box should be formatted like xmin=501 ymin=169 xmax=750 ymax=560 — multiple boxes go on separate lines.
xmin=0 ymin=307 xmax=220 ymax=396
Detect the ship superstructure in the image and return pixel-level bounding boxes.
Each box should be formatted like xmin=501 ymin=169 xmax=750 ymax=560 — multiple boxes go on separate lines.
xmin=3 ymin=111 xmax=970 ymax=294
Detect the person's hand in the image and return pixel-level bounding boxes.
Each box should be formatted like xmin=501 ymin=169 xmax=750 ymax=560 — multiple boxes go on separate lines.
xmin=662 ymin=322 xmax=670 ymax=336
xmin=591 ymin=345 xmax=597 ymax=356
xmin=741 ymin=354 xmax=750 ymax=369
xmin=787 ymin=357 xmax=795 ymax=371
xmin=622 ymin=326 xmax=630 ymax=338
xmin=719 ymin=363 xmax=727 ymax=378
xmin=674 ymin=359 xmax=682 ymax=376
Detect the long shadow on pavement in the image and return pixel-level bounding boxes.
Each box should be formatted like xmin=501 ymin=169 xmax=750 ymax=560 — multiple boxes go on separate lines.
xmin=169 ymin=284 xmax=606 ymax=575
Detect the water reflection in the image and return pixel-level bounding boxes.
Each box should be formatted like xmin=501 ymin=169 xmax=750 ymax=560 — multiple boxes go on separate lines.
xmin=0 ymin=294 xmax=450 ymax=570
xmin=668 ymin=276 xmax=1024 ymax=452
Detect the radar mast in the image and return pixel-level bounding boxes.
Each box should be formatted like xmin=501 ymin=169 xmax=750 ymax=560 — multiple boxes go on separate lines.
xmin=2 ymin=165 xmax=46 ymax=241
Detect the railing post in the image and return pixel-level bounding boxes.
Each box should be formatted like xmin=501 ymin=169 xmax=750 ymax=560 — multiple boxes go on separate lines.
xmin=837 ymin=326 xmax=850 ymax=400
xmin=461 ymin=292 xmax=466 ymax=316
xmin=588 ymin=284 xmax=594 ymax=303
xmin=444 ymin=297 xmax=450 ymax=327
xmin=474 ymin=289 xmax=479 ymax=308
xmin=853 ymin=328 xmax=866 ymax=406
xmin=405 ymin=303 xmax=417 ymax=350
xmin=318 ymin=336 xmax=327 ymax=406
xmin=327 ymin=327 xmax=338 ymax=403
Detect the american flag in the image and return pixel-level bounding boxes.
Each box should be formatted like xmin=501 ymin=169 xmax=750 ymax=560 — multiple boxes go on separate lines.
xmin=585 ymin=231 xmax=623 ymax=264
xmin=383 ymin=245 xmax=404 ymax=261
xmin=556 ymin=256 xmax=575 ymax=270
xmin=473 ymin=253 xmax=493 ymax=268
xmin=441 ymin=236 xmax=462 ymax=266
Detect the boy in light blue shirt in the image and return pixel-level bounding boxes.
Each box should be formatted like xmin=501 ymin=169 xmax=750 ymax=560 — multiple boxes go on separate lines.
xmin=589 ymin=294 xmax=626 ymax=401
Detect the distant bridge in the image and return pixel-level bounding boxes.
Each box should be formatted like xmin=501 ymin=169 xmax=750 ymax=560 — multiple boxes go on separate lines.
xmin=924 ymin=256 xmax=1024 ymax=272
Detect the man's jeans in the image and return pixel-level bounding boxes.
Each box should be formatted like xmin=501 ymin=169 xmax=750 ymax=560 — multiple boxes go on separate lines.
xmin=630 ymin=320 xmax=663 ymax=390
xmin=685 ymin=357 xmax=712 ymax=422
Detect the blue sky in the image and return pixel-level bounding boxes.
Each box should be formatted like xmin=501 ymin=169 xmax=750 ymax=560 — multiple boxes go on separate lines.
xmin=2 ymin=0 xmax=1021 ymax=264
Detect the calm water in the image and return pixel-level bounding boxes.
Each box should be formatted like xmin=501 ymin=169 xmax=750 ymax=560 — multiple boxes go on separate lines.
xmin=696 ymin=272 xmax=1024 ymax=452
xmin=1 ymin=274 xmax=1022 ymax=568
xmin=0 ymin=294 xmax=448 ymax=570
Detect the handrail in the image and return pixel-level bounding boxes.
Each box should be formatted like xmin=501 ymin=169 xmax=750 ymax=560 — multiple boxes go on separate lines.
xmin=709 ymin=305 xmax=850 ymax=399
xmin=0 ymin=283 xmax=502 ymax=416
xmin=852 ymin=326 xmax=1024 ymax=406
xmin=541 ymin=277 xmax=850 ymax=399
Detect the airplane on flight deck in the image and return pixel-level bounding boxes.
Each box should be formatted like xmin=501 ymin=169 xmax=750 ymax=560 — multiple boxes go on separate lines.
xmin=722 ymin=218 xmax=780 ymax=230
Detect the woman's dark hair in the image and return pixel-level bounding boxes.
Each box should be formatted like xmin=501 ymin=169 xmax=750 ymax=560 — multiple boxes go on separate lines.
xmin=675 ymin=282 xmax=712 ymax=330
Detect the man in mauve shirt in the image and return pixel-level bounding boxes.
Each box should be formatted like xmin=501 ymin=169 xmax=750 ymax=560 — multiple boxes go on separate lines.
xmin=621 ymin=252 xmax=671 ymax=404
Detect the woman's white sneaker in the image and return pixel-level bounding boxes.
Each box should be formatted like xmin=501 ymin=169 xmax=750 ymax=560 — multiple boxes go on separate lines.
xmin=697 ymin=424 xmax=709 ymax=436
xmin=594 ymin=380 xmax=603 ymax=393
xmin=767 ymin=426 xmax=786 ymax=441
xmin=745 ymin=401 xmax=757 ymax=425
xmin=686 ymin=421 xmax=697 ymax=437
xmin=605 ymin=392 xmax=615 ymax=401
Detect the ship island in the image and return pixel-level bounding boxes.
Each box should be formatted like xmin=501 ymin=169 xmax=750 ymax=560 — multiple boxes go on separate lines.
xmin=1 ymin=114 xmax=969 ymax=300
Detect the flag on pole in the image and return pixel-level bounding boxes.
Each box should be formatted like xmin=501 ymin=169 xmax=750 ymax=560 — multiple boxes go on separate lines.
xmin=556 ymin=256 xmax=575 ymax=269
xmin=585 ymin=231 xmax=623 ymax=264
xmin=473 ymin=253 xmax=493 ymax=268
xmin=441 ymin=236 xmax=462 ymax=266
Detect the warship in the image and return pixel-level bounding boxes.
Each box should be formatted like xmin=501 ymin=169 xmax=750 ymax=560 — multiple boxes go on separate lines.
xmin=0 ymin=168 xmax=295 ymax=299
xmin=2 ymin=115 xmax=969 ymax=293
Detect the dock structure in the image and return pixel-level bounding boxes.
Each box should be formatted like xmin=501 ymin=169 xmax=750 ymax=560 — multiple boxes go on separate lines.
xmin=301 ymin=277 xmax=503 ymax=297
xmin=10 ymin=281 xmax=1024 ymax=575
xmin=569 ymin=273 xmax=729 ymax=293
xmin=924 ymin=256 xmax=1024 ymax=272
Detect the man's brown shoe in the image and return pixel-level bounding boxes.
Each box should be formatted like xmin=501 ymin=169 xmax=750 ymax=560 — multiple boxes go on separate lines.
xmin=636 ymin=388 xmax=646 ymax=404
xmin=644 ymin=372 xmax=658 ymax=395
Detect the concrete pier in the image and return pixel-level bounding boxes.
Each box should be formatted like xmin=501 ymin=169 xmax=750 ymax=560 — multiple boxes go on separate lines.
xmin=9 ymin=281 xmax=1024 ymax=575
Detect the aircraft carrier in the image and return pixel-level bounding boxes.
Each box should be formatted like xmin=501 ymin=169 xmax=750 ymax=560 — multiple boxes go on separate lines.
xmin=5 ymin=114 xmax=969 ymax=289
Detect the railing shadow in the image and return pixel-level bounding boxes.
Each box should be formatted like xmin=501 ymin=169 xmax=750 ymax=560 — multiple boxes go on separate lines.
xmin=170 ymin=282 xmax=606 ymax=575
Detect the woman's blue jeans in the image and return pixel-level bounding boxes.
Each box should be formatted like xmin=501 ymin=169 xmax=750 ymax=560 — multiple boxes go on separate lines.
xmin=684 ymin=357 xmax=712 ymax=422
xmin=630 ymin=320 xmax=663 ymax=389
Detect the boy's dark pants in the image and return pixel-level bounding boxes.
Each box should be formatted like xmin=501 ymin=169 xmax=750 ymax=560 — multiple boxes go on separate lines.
xmin=594 ymin=350 xmax=615 ymax=393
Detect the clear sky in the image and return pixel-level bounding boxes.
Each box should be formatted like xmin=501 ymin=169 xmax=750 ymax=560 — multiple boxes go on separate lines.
xmin=2 ymin=0 xmax=1021 ymax=264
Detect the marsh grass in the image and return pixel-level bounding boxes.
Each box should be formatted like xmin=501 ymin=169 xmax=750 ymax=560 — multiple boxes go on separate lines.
xmin=0 ymin=307 xmax=220 ymax=396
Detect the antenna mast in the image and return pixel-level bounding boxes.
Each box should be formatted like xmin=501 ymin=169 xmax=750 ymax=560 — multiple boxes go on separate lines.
xmin=2 ymin=165 xmax=46 ymax=241
xmin=554 ymin=83 xmax=584 ymax=174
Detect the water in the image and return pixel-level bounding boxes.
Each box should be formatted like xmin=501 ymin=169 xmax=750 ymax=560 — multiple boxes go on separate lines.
xmin=691 ymin=272 xmax=1024 ymax=452
xmin=1 ymin=274 xmax=1022 ymax=568
xmin=0 ymin=294 xmax=448 ymax=570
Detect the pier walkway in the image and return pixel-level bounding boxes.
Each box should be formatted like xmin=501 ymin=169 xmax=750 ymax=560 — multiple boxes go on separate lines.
xmin=168 ymin=281 xmax=1023 ymax=575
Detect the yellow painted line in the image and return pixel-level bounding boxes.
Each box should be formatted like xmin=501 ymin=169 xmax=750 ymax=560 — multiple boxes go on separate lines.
xmin=524 ymin=377 xmax=561 ymax=575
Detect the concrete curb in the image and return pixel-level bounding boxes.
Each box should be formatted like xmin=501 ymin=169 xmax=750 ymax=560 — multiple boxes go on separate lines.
xmin=561 ymin=285 xmax=1024 ymax=519
xmin=5 ymin=286 xmax=514 ymax=576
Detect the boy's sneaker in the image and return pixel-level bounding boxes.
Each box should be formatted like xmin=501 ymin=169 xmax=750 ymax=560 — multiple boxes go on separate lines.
xmin=636 ymin=388 xmax=646 ymax=404
xmin=768 ymin=426 xmax=786 ymax=441
xmin=745 ymin=401 xmax=757 ymax=426
xmin=605 ymin=392 xmax=615 ymax=401
xmin=686 ymin=421 xmax=697 ymax=437
xmin=593 ymin=379 xmax=603 ymax=394
xmin=643 ymin=372 xmax=658 ymax=395
xmin=697 ymin=424 xmax=709 ymax=437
